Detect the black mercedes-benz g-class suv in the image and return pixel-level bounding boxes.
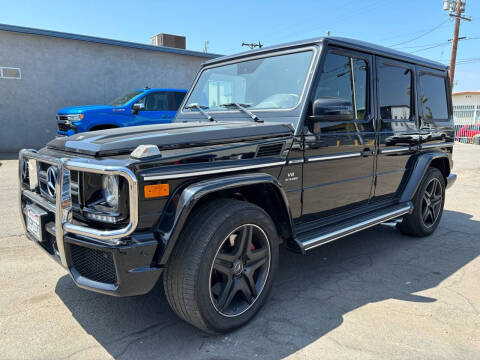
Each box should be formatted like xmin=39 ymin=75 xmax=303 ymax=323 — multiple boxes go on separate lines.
xmin=19 ymin=37 xmax=456 ymax=333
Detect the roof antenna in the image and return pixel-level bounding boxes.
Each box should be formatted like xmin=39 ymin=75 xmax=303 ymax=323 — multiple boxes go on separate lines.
xmin=144 ymin=86 xmax=150 ymax=90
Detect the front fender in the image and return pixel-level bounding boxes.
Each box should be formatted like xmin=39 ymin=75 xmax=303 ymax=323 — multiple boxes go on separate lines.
xmin=155 ymin=172 xmax=293 ymax=266
xmin=399 ymin=151 xmax=451 ymax=203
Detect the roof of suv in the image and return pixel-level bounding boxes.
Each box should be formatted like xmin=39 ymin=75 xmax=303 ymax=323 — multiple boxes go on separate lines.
xmin=133 ymin=88 xmax=188 ymax=93
xmin=204 ymin=36 xmax=447 ymax=71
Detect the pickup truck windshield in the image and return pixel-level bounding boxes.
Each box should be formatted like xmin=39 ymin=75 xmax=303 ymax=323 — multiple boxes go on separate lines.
xmin=109 ymin=91 xmax=143 ymax=107
xmin=184 ymin=50 xmax=313 ymax=112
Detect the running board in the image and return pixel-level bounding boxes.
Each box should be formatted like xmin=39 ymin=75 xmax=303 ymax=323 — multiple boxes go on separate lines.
xmin=295 ymin=203 xmax=413 ymax=252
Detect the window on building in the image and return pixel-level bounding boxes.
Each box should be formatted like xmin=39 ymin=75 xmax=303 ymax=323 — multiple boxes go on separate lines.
xmin=419 ymin=74 xmax=448 ymax=120
xmin=1 ymin=67 xmax=21 ymax=79
xmin=378 ymin=63 xmax=413 ymax=120
xmin=313 ymin=52 xmax=368 ymax=120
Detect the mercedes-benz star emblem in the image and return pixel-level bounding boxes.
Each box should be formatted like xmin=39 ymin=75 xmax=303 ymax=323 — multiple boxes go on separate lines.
xmin=46 ymin=166 xmax=58 ymax=197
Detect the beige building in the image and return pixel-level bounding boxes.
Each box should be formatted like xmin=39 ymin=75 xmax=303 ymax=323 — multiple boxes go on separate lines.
xmin=452 ymin=91 xmax=480 ymax=125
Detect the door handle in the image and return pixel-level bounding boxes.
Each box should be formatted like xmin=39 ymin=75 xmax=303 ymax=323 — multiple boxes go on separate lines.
xmin=361 ymin=148 xmax=373 ymax=157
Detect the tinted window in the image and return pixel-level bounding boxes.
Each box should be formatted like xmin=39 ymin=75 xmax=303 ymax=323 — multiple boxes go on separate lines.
xmin=378 ymin=63 xmax=413 ymax=120
xmin=171 ymin=92 xmax=186 ymax=109
xmin=352 ymin=58 xmax=367 ymax=119
xmin=419 ymin=74 xmax=448 ymax=119
xmin=314 ymin=53 xmax=368 ymax=120
xmin=144 ymin=92 xmax=169 ymax=111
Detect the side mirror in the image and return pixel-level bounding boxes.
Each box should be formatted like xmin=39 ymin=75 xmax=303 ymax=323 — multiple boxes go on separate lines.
xmin=311 ymin=98 xmax=354 ymax=122
xmin=132 ymin=103 xmax=145 ymax=114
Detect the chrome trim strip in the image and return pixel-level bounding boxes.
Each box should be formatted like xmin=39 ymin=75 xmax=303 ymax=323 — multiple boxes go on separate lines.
xmin=301 ymin=204 xmax=413 ymax=251
xmin=22 ymin=189 xmax=56 ymax=213
xmin=288 ymin=158 xmax=304 ymax=165
xmin=307 ymin=152 xmax=361 ymax=162
xmin=380 ymin=147 xmax=410 ymax=154
xmin=143 ymin=161 xmax=286 ymax=181
xmin=422 ymin=142 xmax=454 ymax=149
xmin=19 ymin=149 xmax=139 ymax=253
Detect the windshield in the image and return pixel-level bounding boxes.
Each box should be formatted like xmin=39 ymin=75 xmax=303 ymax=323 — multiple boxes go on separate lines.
xmin=109 ymin=91 xmax=143 ymax=107
xmin=184 ymin=50 xmax=314 ymax=112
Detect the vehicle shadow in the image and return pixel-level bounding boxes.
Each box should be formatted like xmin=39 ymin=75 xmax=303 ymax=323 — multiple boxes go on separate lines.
xmin=55 ymin=209 xmax=480 ymax=359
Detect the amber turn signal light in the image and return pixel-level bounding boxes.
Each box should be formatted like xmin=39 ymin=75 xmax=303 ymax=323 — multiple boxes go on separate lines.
xmin=144 ymin=184 xmax=169 ymax=198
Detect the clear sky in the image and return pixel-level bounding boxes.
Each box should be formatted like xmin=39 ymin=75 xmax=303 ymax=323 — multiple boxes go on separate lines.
xmin=1 ymin=0 xmax=479 ymax=91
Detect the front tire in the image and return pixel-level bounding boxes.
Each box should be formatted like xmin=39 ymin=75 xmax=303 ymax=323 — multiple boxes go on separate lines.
xmin=163 ymin=199 xmax=279 ymax=333
xmin=397 ymin=167 xmax=445 ymax=237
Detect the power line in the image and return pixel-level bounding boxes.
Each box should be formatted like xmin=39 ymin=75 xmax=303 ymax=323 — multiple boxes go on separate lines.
xmin=409 ymin=37 xmax=480 ymax=54
xmin=389 ymin=19 xmax=450 ymax=47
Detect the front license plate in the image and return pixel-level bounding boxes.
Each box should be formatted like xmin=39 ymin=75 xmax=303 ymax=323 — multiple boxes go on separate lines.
xmin=26 ymin=206 xmax=42 ymax=241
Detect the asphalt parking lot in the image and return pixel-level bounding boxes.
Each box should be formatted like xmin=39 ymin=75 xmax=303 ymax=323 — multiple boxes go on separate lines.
xmin=1 ymin=143 xmax=479 ymax=360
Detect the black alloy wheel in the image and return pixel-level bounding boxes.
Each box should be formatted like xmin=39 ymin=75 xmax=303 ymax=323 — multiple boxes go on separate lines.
xmin=421 ymin=177 xmax=443 ymax=228
xmin=397 ymin=167 xmax=445 ymax=237
xmin=209 ymin=224 xmax=271 ymax=317
xmin=163 ymin=199 xmax=279 ymax=333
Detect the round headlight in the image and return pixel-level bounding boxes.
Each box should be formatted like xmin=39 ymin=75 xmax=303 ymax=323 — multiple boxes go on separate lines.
xmin=102 ymin=175 xmax=119 ymax=208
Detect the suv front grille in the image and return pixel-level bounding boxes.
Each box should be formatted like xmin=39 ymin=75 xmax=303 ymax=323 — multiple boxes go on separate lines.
xmin=70 ymin=244 xmax=117 ymax=284
xmin=58 ymin=123 xmax=70 ymax=132
xmin=38 ymin=162 xmax=56 ymax=203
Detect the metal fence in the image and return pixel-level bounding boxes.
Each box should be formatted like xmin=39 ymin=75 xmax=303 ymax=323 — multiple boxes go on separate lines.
xmin=454 ymin=123 xmax=480 ymax=144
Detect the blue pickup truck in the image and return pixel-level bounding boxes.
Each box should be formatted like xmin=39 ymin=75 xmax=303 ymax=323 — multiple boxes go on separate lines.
xmin=56 ymin=87 xmax=187 ymax=136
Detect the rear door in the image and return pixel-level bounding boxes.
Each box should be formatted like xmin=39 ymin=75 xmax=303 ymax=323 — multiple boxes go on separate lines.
xmin=301 ymin=47 xmax=376 ymax=222
xmin=373 ymin=57 xmax=420 ymax=201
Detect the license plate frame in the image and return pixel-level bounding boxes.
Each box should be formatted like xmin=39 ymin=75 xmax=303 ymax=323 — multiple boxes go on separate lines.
xmin=26 ymin=205 xmax=45 ymax=242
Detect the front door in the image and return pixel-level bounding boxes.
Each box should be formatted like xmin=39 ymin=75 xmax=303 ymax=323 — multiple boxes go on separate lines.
xmin=301 ymin=47 xmax=376 ymax=222
xmin=134 ymin=91 xmax=177 ymax=125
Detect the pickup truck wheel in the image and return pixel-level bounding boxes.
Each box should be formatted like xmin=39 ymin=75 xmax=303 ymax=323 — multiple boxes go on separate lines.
xmin=163 ymin=199 xmax=279 ymax=333
xmin=397 ymin=167 xmax=445 ymax=237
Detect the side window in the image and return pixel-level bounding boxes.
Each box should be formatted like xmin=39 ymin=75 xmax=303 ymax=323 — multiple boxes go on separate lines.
xmin=418 ymin=73 xmax=448 ymax=120
xmin=352 ymin=58 xmax=367 ymax=120
xmin=314 ymin=52 xmax=368 ymax=120
xmin=378 ymin=63 xmax=414 ymax=120
xmin=170 ymin=91 xmax=186 ymax=110
xmin=144 ymin=92 xmax=169 ymax=111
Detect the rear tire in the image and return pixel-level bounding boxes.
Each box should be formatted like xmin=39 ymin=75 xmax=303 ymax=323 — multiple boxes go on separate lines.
xmin=397 ymin=167 xmax=445 ymax=237
xmin=163 ymin=199 xmax=279 ymax=333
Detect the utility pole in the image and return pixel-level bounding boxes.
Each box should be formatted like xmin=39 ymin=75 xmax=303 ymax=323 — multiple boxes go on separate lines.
xmin=443 ymin=0 xmax=471 ymax=89
xmin=242 ymin=41 xmax=263 ymax=50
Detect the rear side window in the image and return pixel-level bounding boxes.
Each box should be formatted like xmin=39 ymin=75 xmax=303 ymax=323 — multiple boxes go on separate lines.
xmin=418 ymin=74 xmax=448 ymax=120
xmin=170 ymin=91 xmax=186 ymax=110
xmin=378 ymin=63 xmax=413 ymax=120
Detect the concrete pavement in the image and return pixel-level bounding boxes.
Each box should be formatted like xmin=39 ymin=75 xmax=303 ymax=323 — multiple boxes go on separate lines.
xmin=1 ymin=143 xmax=479 ymax=359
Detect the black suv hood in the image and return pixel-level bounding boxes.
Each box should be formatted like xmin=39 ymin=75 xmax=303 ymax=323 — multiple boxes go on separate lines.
xmin=47 ymin=121 xmax=294 ymax=157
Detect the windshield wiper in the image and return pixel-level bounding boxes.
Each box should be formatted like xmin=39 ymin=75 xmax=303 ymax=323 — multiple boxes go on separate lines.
xmin=219 ymin=103 xmax=263 ymax=123
xmin=185 ymin=103 xmax=215 ymax=122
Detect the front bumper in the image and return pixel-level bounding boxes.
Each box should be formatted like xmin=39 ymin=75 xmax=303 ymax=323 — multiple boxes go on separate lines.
xmin=19 ymin=149 xmax=162 ymax=296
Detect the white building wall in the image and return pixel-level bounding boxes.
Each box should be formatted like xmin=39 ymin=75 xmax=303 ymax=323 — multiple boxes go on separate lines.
xmin=452 ymin=93 xmax=480 ymax=125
